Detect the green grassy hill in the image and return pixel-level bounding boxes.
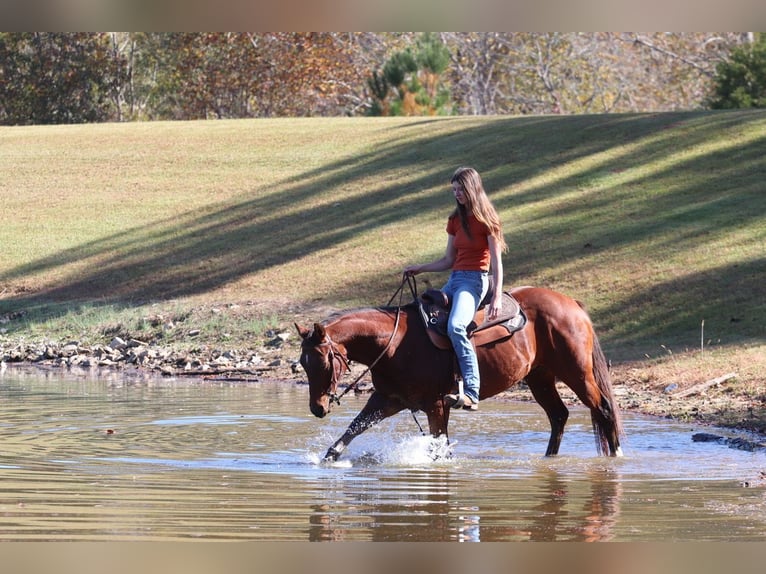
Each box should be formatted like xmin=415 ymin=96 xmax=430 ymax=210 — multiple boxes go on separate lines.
xmin=1 ymin=111 xmax=764 ymax=364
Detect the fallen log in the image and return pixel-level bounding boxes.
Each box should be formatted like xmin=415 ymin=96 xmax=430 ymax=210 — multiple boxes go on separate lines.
xmin=672 ymin=372 xmax=737 ymax=398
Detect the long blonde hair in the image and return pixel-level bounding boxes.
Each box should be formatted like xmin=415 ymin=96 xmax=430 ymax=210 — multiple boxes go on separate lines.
xmin=451 ymin=166 xmax=508 ymax=252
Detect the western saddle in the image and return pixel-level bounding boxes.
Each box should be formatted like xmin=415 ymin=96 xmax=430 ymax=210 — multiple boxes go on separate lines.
xmin=417 ymin=284 xmax=527 ymax=351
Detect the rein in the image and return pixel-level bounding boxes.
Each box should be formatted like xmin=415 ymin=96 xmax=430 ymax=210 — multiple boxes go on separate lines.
xmin=325 ymin=274 xmax=417 ymax=406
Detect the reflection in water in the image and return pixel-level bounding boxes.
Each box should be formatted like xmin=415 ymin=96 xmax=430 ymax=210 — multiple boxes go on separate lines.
xmin=309 ymin=470 xmax=454 ymax=542
xmin=0 ymin=366 xmax=764 ymax=541
xmin=520 ymin=469 xmax=622 ymax=542
xmin=307 ymin=467 xmax=624 ymax=542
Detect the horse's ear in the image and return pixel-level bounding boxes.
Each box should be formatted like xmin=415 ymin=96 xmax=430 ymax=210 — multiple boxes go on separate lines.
xmin=312 ymin=323 xmax=328 ymax=343
xmin=295 ymin=323 xmax=311 ymax=340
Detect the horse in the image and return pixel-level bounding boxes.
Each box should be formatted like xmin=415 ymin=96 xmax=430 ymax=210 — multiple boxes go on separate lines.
xmin=295 ymin=285 xmax=624 ymax=462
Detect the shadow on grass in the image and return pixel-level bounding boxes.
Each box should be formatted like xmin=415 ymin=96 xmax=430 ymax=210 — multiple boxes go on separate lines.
xmin=1 ymin=110 xmax=765 ymax=359
xmin=598 ymin=256 xmax=766 ymax=360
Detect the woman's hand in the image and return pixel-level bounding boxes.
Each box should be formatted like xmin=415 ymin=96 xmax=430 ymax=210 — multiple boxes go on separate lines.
xmin=487 ymin=298 xmax=502 ymax=321
xmin=404 ymin=235 xmax=456 ymax=277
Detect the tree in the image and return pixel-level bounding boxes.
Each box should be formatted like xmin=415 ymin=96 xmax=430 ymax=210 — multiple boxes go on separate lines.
xmin=367 ymin=33 xmax=453 ymax=116
xmin=444 ymin=33 xmax=512 ymax=115
xmin=443 ymin=32 xmax=749 ymax=115
xmin=0 ymin=33 xmax=123 ymax=125
xmin=1 ymin=33 xmax=758 ymax=123
xmin=118 ymin=33 xmax=365 ymax=120
xmin=708 ymin=33 xmax=766 ymax=108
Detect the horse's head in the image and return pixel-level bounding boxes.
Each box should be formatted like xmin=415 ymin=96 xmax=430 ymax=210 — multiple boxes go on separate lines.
xmin=295 ymin=322 xmax=349 ymax=418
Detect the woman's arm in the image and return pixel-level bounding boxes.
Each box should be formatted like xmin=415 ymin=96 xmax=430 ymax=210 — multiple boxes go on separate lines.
xmin=486 ymin=235 xmax=504 ymax=320
xmin=404 ymin=235 xmax=457 ymax=275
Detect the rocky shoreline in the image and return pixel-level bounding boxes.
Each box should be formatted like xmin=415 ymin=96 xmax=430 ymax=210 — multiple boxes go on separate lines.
xmin=0 ymin=332 xmax=298 ymax=379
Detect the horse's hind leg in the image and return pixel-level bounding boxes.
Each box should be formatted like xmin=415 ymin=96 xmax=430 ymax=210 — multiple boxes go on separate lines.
xmin=556 ymin=342 xmax=623 ymax=457
xmin=526 ymin=368 xmax=569 ymax=456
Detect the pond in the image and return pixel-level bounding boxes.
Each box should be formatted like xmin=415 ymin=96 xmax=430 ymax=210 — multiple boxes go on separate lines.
xmin=0 ymin=365 xmax=764 ymax=541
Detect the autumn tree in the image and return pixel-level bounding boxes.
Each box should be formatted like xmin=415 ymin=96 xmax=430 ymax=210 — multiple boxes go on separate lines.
xmin=443 ymin=33 xmax=511 ymax=115
xmin=249 ymin=32 xmax=364 ymax=117
xmin=613 ymin=33 xmax=739 ymax=111
xmin=117 ymin=32 xmax=366 ymax=120
xmin=443 ymin=32 xmax=749 ymax=115
xmin=0 ymin=32 xmax=123 ymax=125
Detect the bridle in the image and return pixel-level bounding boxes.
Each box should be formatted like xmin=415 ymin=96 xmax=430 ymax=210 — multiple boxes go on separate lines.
xmin=314 ymin=274 xmax=418 ymax=406
xmin=315 ymin=337 xmax=353 ymax=406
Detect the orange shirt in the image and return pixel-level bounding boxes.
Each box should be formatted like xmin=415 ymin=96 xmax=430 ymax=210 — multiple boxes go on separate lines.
xmin=446 ymin=214 xmax=491 ymax=271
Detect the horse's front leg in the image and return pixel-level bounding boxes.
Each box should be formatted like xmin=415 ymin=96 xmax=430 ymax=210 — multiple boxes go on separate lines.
xmin=424 ymin=399 xmax=450 ymax=438
xmin=324 ymin=391 xmax=404 ymax=461
xmin=421 ymin=399 xmax=452 ymax=459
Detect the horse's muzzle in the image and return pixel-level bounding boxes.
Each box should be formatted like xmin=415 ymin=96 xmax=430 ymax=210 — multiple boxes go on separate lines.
xmin=310 ymin=402 xmax=328 ymax=418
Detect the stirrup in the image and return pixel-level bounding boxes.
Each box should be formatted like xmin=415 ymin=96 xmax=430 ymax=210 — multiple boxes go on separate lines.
xmin=444 ymin=393 xmax=478 ymax=411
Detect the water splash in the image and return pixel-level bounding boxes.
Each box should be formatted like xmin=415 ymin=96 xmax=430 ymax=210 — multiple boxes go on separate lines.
xmin=304 ymin=451 xmax=352 ymax=468
xmin=379 ymin=434 xmax=454 ymax=466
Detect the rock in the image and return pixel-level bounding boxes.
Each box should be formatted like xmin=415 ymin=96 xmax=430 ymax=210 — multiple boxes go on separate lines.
xmin=60 ymin=343 xmax=79 ymax=357
xmin=109 ymin=337 xmax=127 ymax=350
xmin=267 ymin=335 xmax=289 ymax=348
xmin=692 ymin=432 xmax=766 ymax=452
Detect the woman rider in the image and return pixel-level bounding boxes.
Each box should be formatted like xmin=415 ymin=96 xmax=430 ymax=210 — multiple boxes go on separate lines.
xmin=404 ymin=166 xmax=507 ymax=411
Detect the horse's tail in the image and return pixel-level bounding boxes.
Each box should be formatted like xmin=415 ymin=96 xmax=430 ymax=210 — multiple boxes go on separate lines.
xmin=590 ymin=330 xmax=624 ymax=455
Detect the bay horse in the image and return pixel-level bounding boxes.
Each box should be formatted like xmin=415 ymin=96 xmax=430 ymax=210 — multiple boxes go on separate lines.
xmin=295 ymin=285 xmax=624 ymax=462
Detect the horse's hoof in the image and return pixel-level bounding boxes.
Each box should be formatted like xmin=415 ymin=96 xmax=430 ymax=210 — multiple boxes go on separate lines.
xmin=427 ymin=436 xmax=454 ymax=460
xmin=323 ymin=447 xmax=341 ymax=462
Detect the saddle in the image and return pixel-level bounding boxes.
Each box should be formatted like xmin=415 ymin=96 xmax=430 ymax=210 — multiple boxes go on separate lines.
xmin=417 ymin=286 xmax=527 ymax=351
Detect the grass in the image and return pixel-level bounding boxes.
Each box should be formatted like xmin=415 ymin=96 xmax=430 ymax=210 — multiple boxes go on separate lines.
xmin=1 ymin=112 xmax=765 ymax=416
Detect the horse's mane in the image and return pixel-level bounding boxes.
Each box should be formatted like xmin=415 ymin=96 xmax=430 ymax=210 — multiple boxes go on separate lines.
xmin=321 ymin=303 xmax=416 ymax=328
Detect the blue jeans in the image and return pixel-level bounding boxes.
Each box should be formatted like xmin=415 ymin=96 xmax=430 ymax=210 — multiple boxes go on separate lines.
xmin=441 ymin=270 xmax=489 ymax=403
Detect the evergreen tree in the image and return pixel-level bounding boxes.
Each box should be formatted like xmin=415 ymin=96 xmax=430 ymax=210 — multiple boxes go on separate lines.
xmin=709 ymin=33 xmax=766 ymax=109
xmin=367 ymin=33 xmax=453 ymax=116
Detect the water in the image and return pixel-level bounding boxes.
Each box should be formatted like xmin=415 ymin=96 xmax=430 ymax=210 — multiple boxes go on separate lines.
xmin=0 ymin=365 xmax=764 ymax=541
